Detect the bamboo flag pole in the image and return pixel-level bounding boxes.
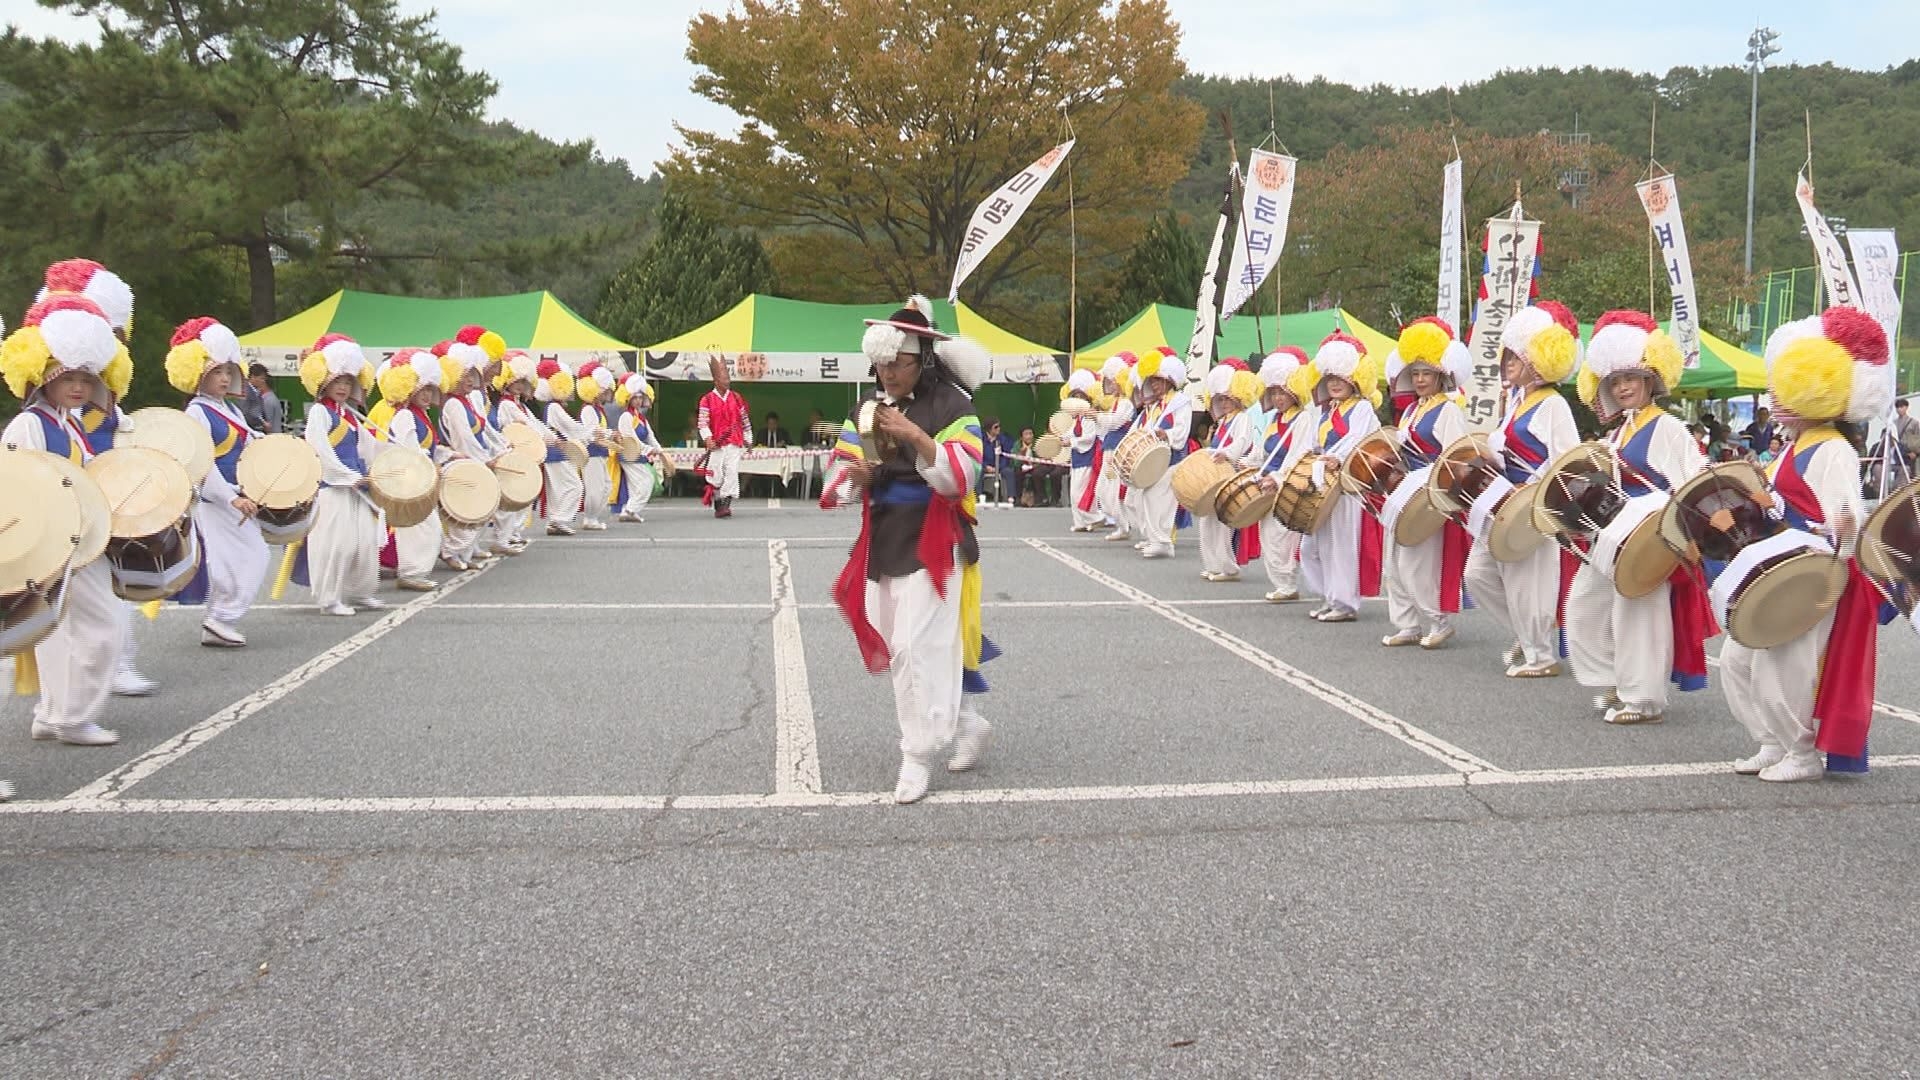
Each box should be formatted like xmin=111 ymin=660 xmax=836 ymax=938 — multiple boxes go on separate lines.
xmin=1063 ymin=106 xmax=1078 ymax=363
xmin=1221 ymin=111 xmax=1264 ymax=356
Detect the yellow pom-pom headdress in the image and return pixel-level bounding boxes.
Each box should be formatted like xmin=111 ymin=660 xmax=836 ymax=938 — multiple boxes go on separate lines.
xmin=1 ymin=295 xmax=129 ymax=404
xmin=1385 ymin=316 xmax=1471 ymax=395
xmin=614 ymin=372 xmax=653 ymax=408
xmin=533 ymin=359 xmax=574 ymax=404
xmin=575 ymin=361 xmax=612 ymax=402
xmin=163 ymin=317 xmax=243 ymax=396
xmin=1064 ymin=369 xmax=1097 ymax=401
xmin=300 ymin=333 xmax=370 ymax=396
xmin=494 ymin=350 xmax=540 ymax=394
xmin=1764 ymin=306 xmax=1892 ymax=423
xmin=1499 ymin=302 xmax=1581 ymax=386
xmin=1584 ymin=310 xmax=1683 ymax=419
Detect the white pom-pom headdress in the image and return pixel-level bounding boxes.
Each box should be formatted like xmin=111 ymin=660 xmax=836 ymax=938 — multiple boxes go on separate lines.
xmin=1584 ymin=310 xmax=1684 ymax=417
xmin=1385 ymin=316 xmax=1470 ymax=394
xmin=163 ymin=317 xmax=243 ymax=396
xmin=39 ymin=258 xmax=135 ymax=336
xmin=1498 ymin=301 xmax=1581 ymax=386
xmin=299 ymin=333 xmax=372 ymax=396
xmin=1 ymin=294 xmax=131 ymax=403
xmin=614 ymin=372 xmax=653 ymax=407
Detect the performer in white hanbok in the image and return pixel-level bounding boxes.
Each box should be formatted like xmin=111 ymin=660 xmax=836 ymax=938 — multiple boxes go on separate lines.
xmin=1724 ymin=306 xmax=1890 ymax=782
xmin=536 ymin=360 xmax=582 ymax=535
xmin=1197 ymin=363 xmax=1259 ymax=581
xmin=2 ymin=294 xmax=134 ymax=745
xmin=298 ymin=335 xmax=385 ymax=616
xmin=166 ymin=317 xmax=271 ymax=646
xmin=37 ymin=258 xmax=157 ymax=697
xmin=1061 ymin=370 xmax=1106 ymax=533
xmin=820 ymin=296 xmax=996 ymax=805
xmin=574 ymin=362 xmax=618 ymax=532
xmin=1380 ymin=319 xmax=1472 ymax=649
xmin=1463 ymin=301 xmax=1583 ymax=677
xmin=1562 ymin=311 xmax=1712 ymax=724
xmin=490 ymin=350 xmax=550 ymax=549
xmin=1130 ymin=351 xmax=1191 ymax=559
xmin=381 ymin=348 xmax=454 ymax=590
xmin=1094 ymin=353 xmax=1138 ymax=540
xmin=613 ymin=373 xmax=667 ymax=523
xmin=1244 ymin=347 xmax=1313 ymax=603
xmin=436 ymin=338 xmax=508 ymax=567
xmin=1289 ymin=332 xmax=1383 ymax=623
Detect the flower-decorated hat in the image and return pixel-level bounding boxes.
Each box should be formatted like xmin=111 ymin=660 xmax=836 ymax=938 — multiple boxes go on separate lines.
xmin=163 ymin=317 xmax=244 ymax=396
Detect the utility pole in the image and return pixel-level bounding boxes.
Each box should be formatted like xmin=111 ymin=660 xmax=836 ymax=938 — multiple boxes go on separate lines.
xmin=1743 ymin=26 xmax=1781 ymax=282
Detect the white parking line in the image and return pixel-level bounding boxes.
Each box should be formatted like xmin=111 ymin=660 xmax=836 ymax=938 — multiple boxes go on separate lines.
xmin=8 ymin=755 xmax=1920 ymax=815
xmin=768 ymin=540 xmax=823 ymax=795
xmin=62 ymin=563 xmax=498 ymax=802
xmin=1026 ymin=539 xmax=1503 ymax=774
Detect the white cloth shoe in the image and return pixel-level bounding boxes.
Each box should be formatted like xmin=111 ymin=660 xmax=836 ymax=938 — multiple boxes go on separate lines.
xmin=111 ymin=668 xmax=157 ymax=697
xmin=1103 ymin=528 xmax=1131 ymax=542
xmin=581 ymin=520 xmax=609 ymax=531
xmin=1733 ymin=745 xmax=1787 ymax=775
xmin=1264 ymin=589 xmax=1300 ymax=603
xmin=1381 ymin=628 xmax=1423 ymax=647
xmin=1419 ymin=625 xmax=1455 ymax=650
xmin=321 ymin=603 xmax=356 ymax=617
xmin=949 ymin=717 xmax=992 ymax=773
xmin=354 ymin=597 xmax=387 ymax=611
xmin=894 ymin=753 xmax=934 ymax=804
xmin=1141 ymin=543 xmax=1174 ymax=559
xmin=201 ymin=619 xmax=246 ymax=648
xmin=1759 ymin=753 xmax=1824 ymax=783
xmin=0 ymin=778 xmax=13 ymax=802
xmin=32 ymin=720 xmax=120 ymax=747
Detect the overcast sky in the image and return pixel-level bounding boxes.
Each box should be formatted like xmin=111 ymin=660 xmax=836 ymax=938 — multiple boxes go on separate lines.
xmin=9 ymin=1 xmax=1915 ymax=173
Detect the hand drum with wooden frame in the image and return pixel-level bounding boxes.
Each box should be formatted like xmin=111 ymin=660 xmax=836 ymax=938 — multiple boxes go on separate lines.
xmin=237 ymin=433 xmax=323 ymax=545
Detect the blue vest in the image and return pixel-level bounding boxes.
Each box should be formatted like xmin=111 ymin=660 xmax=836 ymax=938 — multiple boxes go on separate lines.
xmin=31 ymin=407 xmax=83 ymax=462
xmin=192 ymin=399 xmax=250 ymax=486
xmin=76 ymin=403 xmax=118 ymax=455
xmin=1616 ymin=411 xmax=1670 ymax=496
xmin=1401 ymin=399 xmax=1449 ymax=470
xmin=583 ymin=405 xmax=610 ymax=458
xmin=323 ymin=404 xmax=367 ymax=477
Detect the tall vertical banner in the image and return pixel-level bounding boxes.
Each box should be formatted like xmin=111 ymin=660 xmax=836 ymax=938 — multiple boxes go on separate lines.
xmin=1222 ymin=150 xmax=1297 ymax=320
xmin=947 ymin=139 xmax=1075 ymax=302
xmin=1187 ymin=171 xmax=1235 ymax=372
xmin=1846 ymin=228 xmax=1902 ymax=354
xmin=1795 ymin=171 xmax=1860 ymax=311
xmin=1636 ymin=173 xmax=1702 ymax=369
xmin=1437 ymin=158 xmax=1463 ymax=331
xmin=1463 ymin=211 xmax=1542 ymax=431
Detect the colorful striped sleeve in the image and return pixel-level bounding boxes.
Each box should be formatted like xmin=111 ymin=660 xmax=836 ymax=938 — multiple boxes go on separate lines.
xmin=933 ymin=413 xmax=983 ymax=497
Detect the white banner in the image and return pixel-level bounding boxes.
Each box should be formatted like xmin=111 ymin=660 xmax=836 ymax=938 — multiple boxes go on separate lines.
xmin=1846 ymin=228 xmax=1902 ymax=354
xmin=641 ymin=349 xmax=1062 ymax=385
xmin=1187 ymin=174 xmax=1234 ymax=371
xmin=241 ymin=345 xmax=633 ymax=380
xmin=1796 ymin=171 xmax=1860 ymax=310
xmin=1222 ymin=149 xmax=1296 ymax=320
xmin=1438 ymin=158 xmax=1463 ymax=332
xmin=948 ymin=139 xmax=1075 ymax=302
xmin=1636 ymin=173 xmax=1703 ymax=369
xmin=1462 ymin=212 xmax=1542 ymax=431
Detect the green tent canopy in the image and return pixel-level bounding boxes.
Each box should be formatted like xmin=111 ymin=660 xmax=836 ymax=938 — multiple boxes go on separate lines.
xmin=238 ymin=289 xmax=638 ymax=376
xmin=642 ymin=294 xmax=1064 ymax=384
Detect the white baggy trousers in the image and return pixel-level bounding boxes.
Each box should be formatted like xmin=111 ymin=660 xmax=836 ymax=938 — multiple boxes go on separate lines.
xmin=865 ymin=567 xmax=963 ymax=758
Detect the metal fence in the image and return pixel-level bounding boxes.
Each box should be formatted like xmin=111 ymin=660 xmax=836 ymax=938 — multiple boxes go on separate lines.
xmin=1732 ymin=251 xmax=1917 ymax=394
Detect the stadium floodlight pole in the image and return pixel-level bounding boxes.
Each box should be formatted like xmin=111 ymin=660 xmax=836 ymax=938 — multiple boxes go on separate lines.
xmin=1743 ymin=26 xmax=1781 ymax=281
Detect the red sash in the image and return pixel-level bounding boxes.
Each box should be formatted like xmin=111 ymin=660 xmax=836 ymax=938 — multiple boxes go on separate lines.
xmin=1438 ymin=521 xmax=1470 ymax=614
xmin=1359 ymin=514 xmax=1383 ymax=597
xmin=831 ymin=490 xmax=970 ymax=674
xmin=1772 ymin=454 xmax=1878 ymax=756
xmin=1077 ymin=418 xmax=1102 ymax=513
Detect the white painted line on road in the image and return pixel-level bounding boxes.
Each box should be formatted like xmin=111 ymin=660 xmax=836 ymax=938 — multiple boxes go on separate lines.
xmin=62 ymin=563 xmax=500 ymax=803
xmin=1026 ymin=539 xmax=1503 ymax=775
xmin=425 ymin=600 xmax=1139 ymax=612
xmin=10 ymin=755 xmax=1920 ymax=815
xmin=769 ymin=539 xmax=823 ymax=795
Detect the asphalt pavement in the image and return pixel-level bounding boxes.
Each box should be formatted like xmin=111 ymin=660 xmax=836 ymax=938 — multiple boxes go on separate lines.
xmin=4 ymin=498 xmax=1919 ymax=1077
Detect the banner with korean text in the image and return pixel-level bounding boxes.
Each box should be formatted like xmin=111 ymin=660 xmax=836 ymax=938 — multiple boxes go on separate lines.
xmin=1222 ymin=150 xmax=1297 ymax=320
xmin=1795 ymin=171 xmax=1860 ymax=311
xmin=1636 ymin=173 xmax=1703 ymax=369
xmin=948 ymin=140 xmax=1075 ymax=302
xmin=1463 ymin=212 xmax=1541 ymax=431
xmin=1438 ymin=158 xmax=1463 ymax=331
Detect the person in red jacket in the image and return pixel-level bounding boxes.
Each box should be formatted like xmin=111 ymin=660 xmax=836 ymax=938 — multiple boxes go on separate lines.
xmin=697 ymin=357 xmax=753 ymax=518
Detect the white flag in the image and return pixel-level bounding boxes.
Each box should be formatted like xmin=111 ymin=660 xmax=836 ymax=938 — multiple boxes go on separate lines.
xmin=1795 ymin=171 xmax=1860 ymax=310
xmin=1462 ymin=210 xmax=1541 ymax=431
xmin=1187 ymin=174 xmax=1234 ymax=372
xmin=1846 ymin=228 xmax=1902 ymax=354
xmin=1222 ymin=150 xmax=1296 ymax=320
xmin=948 ymin=140 xmax=1075 ymax=302
xmin=1636 ymin=173 xmax=1703 ymax=369
xmin=1438 ymin=158 xmax=1463 ymax=331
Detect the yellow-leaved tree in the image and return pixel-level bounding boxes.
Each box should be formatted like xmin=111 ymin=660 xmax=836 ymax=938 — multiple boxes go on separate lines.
xmin=666 ymin=0 xmax=1203 ymax=318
